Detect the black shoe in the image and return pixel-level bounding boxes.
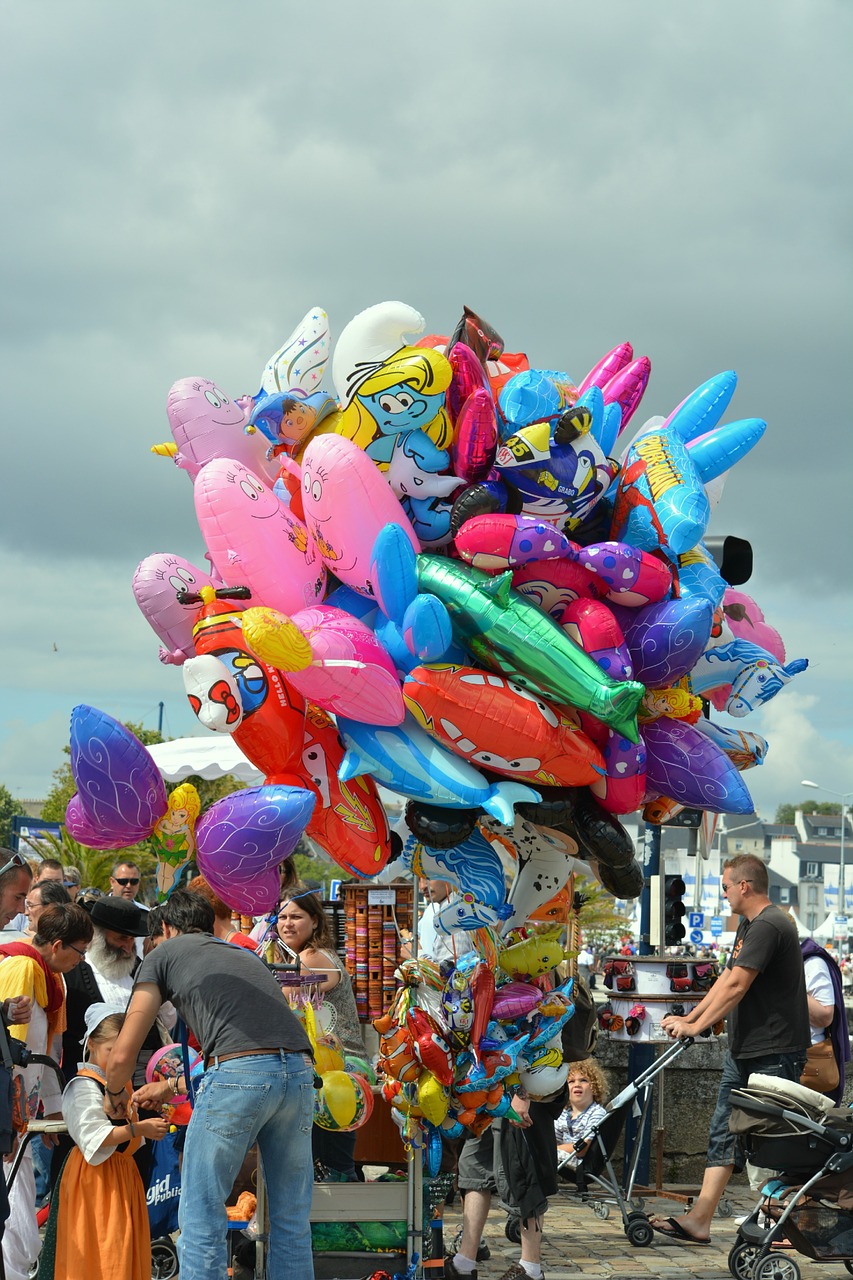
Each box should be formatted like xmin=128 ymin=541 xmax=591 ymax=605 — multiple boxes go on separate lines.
xmin=443 ymin=1258 xmax=478 ymax=1280
xmin=451 ymin=1228 xmax=490 ymax=1262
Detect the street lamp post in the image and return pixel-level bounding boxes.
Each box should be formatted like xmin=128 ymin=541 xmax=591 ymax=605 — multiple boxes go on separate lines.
xmin=801 ymin=779 xmax=852 ymax=940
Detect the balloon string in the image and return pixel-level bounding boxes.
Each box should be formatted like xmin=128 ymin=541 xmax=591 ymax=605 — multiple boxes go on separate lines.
xmin=313 ymin=659 xmax=367 ymax=670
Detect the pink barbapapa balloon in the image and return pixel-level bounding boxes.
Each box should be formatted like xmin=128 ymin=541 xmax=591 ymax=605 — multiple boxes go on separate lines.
xmin=194 ymin=459 xmax=326 ymax=616
xmin=159 ymin=377 xmax=279 ymax=483
xmin=132 ymin=552 xmax=220 ymax=666
xmin=300 ymin=434 xmax=419 ymax=596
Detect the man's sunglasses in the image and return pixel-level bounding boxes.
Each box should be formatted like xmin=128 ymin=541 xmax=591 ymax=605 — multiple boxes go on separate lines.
xmin=0 ymin=850 xmax=28 ymax=877
xmin=112 ymin=877 xmax=140 ymax=887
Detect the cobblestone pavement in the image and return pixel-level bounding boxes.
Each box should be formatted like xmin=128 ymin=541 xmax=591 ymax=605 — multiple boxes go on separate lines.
xmin=438 ymin=1185 xmax=833 ymax=1279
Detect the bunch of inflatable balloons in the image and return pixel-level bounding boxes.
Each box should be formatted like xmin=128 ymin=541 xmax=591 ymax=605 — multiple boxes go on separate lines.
xmin=376 ymin=936 xmax=580 ymax=1154
xmin=66 ymin=300 xmax=806 ymax=922
xmin=59 ymin=299 xmax=809 ymax=1142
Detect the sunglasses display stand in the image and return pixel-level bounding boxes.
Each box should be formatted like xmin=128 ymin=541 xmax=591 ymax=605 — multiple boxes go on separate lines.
xmin=599 ymin=956 xmax=723 ymax=1043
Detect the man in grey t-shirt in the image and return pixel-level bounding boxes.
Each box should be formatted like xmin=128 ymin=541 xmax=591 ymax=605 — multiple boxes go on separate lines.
xmin=649 ymin=854 xmax=808 ymax=1247
xmin=104 ymin=891 xmax=315 ymax=1280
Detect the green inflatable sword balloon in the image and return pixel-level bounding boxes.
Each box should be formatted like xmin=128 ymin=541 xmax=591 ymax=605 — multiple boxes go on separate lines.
xmin=415 ymin=554 xmax=645 ymax=744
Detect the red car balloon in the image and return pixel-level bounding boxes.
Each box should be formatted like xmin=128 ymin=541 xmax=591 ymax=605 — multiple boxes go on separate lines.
xmin=403 ymin=663 xmax=604 ymax=788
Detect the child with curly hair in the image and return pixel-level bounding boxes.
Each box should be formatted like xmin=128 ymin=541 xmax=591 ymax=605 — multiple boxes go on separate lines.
xmin=554 ymin=1059 xmax=608 ymax=1169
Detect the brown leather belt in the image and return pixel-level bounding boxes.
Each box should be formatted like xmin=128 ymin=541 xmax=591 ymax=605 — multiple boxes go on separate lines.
xmin=204 ymin=1047 xmax=283 ymax=1070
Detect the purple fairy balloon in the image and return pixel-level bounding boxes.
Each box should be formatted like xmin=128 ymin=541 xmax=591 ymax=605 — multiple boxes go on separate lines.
xmin=195 ymin=785 xmax=316 ymax=915
xmin=642 ymin=718 xmax=752 ymax=814
xmin=66 ymin=705 xmax=167 ymax=847
xmin=612 ymin=597 xmax=713 ymax=688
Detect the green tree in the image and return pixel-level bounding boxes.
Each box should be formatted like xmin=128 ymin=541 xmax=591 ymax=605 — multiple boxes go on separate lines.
xmin=0 ymin=784 xmax=26 ymax=847
xmin=20 ymin=829 xmax=116 ymax=891
xmin=575 ymin=877 xmax=633 ymax=953
xmin=40 ymin=718 xmax=245 ymax=831
xmin=775 ymin=801 xmax=840 ymax=825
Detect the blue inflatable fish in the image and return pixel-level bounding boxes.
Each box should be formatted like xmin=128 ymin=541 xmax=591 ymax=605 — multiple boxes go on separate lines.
xmin=338 ymin=713 xmax=540 ymax=824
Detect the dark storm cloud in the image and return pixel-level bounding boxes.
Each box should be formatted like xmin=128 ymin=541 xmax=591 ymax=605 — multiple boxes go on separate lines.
xmin=1 ymin=0 xmax=850 ymax=798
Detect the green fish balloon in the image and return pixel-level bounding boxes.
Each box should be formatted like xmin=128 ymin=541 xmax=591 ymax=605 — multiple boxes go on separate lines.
xmin=415 ymin=554 xmax=645 ymax=744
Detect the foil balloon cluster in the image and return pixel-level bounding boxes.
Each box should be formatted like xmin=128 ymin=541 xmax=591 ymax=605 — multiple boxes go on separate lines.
xmin=375 ymin=947 xmax=576 ymax=1161
xmin=113 ymin=298 xmax=808 ymax=914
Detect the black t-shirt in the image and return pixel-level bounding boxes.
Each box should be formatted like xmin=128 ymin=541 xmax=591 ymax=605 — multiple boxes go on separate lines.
xmin=727 ymin=904 xmax=809 ymax=1058
xmin=136 ymin=933 xmax=311 ymax=1060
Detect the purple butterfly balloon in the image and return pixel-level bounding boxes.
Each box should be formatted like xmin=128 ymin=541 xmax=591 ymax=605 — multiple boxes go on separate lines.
xmin=195 ymin=786 xmax=316 ymax=915
xmin=642 ymin=718 xmax=752 ymax=814
xmin=612 ymin=597 xmax=713 ymax=688
xmin=65 ymin=706 xmax=167 ymax=848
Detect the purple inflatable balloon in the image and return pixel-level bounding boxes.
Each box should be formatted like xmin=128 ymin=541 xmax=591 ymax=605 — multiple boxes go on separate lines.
xmin=612 ymin=597 xmax=713 ymax=688
xmin=642 ymin=718 xmax=752 ymax=814
xmin=132 ymin=552 xmax=219 ymax=666
xmin=195 ymin=785 xmax=316 ymax=915
xmin=65 ymin=706 xmax=167 ymax=847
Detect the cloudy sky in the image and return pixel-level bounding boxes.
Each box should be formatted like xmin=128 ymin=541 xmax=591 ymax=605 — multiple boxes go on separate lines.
xmin=2 ymin=0 xmax=850 ymax=821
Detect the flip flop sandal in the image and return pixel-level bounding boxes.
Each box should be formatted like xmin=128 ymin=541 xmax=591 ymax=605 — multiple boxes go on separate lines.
xmin=650 ymin=1217 xmax=711 ymax=1245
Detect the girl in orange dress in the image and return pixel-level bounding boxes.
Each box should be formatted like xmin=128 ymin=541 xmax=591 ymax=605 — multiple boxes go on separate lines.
xmin=37 ymin=1005 xmax=169 ymax=1280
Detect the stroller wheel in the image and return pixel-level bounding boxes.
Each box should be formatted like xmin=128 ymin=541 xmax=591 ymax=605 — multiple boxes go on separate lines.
xmin=505 ymin=1214 xmax=521 ymax=1244
xmin=151 ymin=1237 xmax=180 ymax=1280
xmin=717 ymin=1197 xmax=734 ymax=1218
xmin=626 ymin=1218 xmax=654 ymax=1248
xmin=753 ymin=1255 xmax=801 ymax=1280
xmin=728 ymin=1239 xmax=759 ymax=1280
xmin=591 ymin=1201 xmax=610 ymax=1220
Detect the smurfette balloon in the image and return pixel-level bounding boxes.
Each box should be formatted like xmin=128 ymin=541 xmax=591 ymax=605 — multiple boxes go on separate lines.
xmin=194 ymin=459 xmax=326 ymax=616
xmin=300 ymin=434 xmax=420 ymax=594
xmin=332 ymin=302 xmax=452 ymax=464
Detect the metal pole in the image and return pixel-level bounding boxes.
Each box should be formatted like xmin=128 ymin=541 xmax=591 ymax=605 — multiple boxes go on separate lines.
xmin=835 ymin=798 xmax=845 ymax=952
xmin=158 ymin=700 xmax=164 ymax=734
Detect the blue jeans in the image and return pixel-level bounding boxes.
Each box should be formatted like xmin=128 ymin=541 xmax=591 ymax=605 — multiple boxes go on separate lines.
xmin=707 ymin=1049 xmax=806 ymax=1169
xmin=177 ymin=1051 xmax=315 ymax=1280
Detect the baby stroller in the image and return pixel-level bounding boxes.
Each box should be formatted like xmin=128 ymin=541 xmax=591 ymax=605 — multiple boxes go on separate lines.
xmin=555 ymin=1036 xmax=695 ymax=1247
xmin=727 ymin=1073 xmax=853 ymax=1280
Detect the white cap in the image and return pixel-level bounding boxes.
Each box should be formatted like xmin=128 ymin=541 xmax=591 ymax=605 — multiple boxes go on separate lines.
xmin=80 ymin=1002 xmax=125 ymax=1051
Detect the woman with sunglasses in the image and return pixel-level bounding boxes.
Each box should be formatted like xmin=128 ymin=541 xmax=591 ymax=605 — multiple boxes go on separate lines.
xmin=0 ymin=903 xmax=93 ymax=1280
xmin=272 ymin=890 xmax=365 ymax=1181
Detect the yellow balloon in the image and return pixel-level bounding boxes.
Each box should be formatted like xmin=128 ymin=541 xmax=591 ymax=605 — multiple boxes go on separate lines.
xmin=242 ymin=607 xmax=313 ymax=671
xmin=314 ymin=1040 xmax=345 ymax=1075
xmin=321 ymin=1070 xmax=358 ymax=1128
xmin=417 ymin=1071 xmax=449 ymax=1127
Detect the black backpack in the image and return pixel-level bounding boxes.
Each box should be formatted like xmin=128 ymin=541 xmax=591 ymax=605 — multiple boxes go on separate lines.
xmin=562 ymin=974 xmax=598 ymax=1062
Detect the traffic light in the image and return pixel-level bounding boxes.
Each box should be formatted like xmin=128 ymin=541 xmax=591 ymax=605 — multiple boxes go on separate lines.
xmin=704 ymin=535 xmax=753 ymax=586
xmin=664 ymin=875 xmax=687 ymax=945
